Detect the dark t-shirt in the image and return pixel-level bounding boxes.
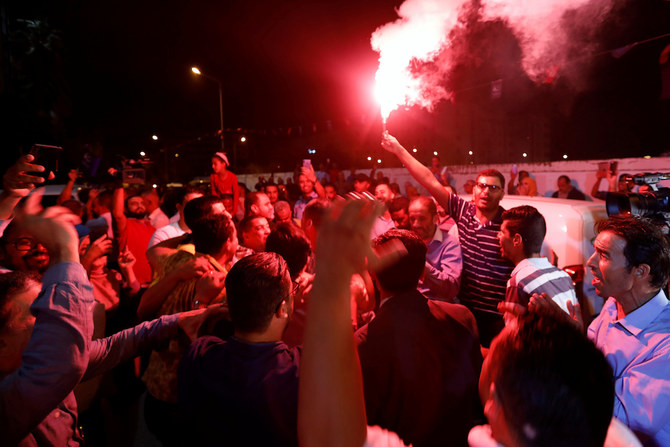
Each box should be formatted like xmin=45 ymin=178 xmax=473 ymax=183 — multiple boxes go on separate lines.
xmin=179 ymin=336 xmax=301 ymax=447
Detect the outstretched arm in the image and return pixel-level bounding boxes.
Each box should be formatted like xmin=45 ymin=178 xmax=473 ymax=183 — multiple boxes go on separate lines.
xmin=57 ymin=169 xmax=79 ymax=205
xmin=298 ymin=199 xmax=381 ymax=447
xmin=0 ymin=192 xmax=92 ymax=444
xmin=111 ymin=186 xmax=128 ymax=241
xmin=381 ymin=134 xmax=452 ymax=210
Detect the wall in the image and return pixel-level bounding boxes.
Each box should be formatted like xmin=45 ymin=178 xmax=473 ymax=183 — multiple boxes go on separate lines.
xmin=239 ymin=156 xmax=670 ymax=198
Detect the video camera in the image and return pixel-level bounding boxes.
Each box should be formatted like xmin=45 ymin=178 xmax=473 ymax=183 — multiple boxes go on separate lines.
xmin=606 ymin=173 xmax=670 ymax=223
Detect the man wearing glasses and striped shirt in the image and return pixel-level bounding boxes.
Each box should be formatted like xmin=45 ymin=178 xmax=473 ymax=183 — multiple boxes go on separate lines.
xmin=382 ymin=134 xmax=514 ymax=347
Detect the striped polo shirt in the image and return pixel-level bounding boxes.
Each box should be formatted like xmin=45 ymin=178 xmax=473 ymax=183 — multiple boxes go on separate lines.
xmin=448 ymin=195 xmax=513 ymax=314
xmin=505 ymin=257 xmax=576 ymax=313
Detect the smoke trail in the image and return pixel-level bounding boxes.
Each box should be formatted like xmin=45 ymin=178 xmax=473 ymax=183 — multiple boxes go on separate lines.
xmin=372 ymin=0 xmax=615 ymax=117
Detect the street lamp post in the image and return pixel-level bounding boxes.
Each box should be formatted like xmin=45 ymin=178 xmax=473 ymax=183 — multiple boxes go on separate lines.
xmin=191 ymin=66 xmax=224 ymax=151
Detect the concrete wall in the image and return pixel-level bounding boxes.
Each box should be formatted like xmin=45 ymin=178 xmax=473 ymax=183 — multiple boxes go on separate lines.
xmin=239 ymin=156 xmax=670 ymax=198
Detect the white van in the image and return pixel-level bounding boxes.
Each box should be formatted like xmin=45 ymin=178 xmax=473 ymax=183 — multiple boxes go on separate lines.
xmin=498 ymin=195 xmax=609 ymax=319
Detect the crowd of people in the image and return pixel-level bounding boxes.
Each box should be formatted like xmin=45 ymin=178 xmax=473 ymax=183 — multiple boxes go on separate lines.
xmin=0 ymin=133 xmax=668 ymax=447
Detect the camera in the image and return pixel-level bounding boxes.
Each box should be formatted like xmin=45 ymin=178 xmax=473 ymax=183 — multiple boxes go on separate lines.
xmin=606 ymin=173 xmax=670 ymax=223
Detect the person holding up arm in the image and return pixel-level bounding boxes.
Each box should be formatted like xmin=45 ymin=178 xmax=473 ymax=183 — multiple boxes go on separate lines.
xmin=381 ymin=134 xmax=513 ymax=346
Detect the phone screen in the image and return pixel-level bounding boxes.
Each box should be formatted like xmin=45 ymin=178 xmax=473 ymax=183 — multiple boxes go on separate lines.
xmin=29 ymin=144 xmax=63 ymax=180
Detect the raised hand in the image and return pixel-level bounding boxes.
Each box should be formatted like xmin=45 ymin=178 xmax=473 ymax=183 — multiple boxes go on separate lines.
xmin=3 ymin=154 xmax=50 ymax=197
xmin=13 ymin=190 xmax=80 ymax=264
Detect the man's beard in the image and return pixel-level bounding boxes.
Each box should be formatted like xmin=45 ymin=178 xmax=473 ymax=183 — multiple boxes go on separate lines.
xmin=126 ymin=211 xmax=147 ymax=219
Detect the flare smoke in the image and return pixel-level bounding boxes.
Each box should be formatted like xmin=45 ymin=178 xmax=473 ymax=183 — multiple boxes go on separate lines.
xmin=372 ymin=0 xmax=615 ymax=120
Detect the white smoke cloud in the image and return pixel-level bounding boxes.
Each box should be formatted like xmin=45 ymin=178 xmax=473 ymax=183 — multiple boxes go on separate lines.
xmin=372 ymin=0 xmax=615 ymax=116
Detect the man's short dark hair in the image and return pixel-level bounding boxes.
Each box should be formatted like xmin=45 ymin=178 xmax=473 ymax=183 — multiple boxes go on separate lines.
xmin=124 ymin=194 xmax=142 ymax=209
xmin=0 ymin=271 xmax=40 ymax=332
xmin=244 ymin=191 xmax=266 ymax=217
xmin=239 ymin=215 xmax=266 ymax=236
xmin=409 ymin=196 xmax=437 ymax=217
xmin=489 ymin=312 xmax=613 ymax=447
xmin=596 ymin=216 xmax=670 ymax=289
xmin=477 ymin=169 xmax=505 ymax=190
xmin=558 ymin=175 xmax=570 ymax=184
xmin=501 ymin=206 xmax=546 ymax=257
xmin=225 ymin=252 xmax=290 ymax=333
xmin=95 ymin=190 xmax=113 ymax=210
xmin=302 ymin=199 xmax=331 ymax=230
xmin=185 ymin=196 xmax=235 ymax=255
xmin=61 ymin=199 xmax=83 ymax=217
xmin=183 ymin=196 xmax=225 ymax=229
xmin=373 ymin=229 xmax=427 ymax=294
xmin=355 ymin=173 xmax=370 ymax=183
xmin=265 ymin=223 xmax=311 ymax=279
xmin=389 ymin=196 xmax=409 ymax=214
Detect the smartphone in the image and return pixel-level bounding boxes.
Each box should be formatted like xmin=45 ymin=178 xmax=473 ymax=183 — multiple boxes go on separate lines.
xmin=609 ymin=161 xmax=618 ymax=176
xmin=512 ymin=164 xmax=518 ymax=175
xmin=29 ymin=144 xmax=62 ymax=180
xmin=302 ymin=159 xmax=312 ymax=170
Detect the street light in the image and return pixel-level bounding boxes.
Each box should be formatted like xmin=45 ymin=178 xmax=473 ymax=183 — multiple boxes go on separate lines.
xmin=191 ymin=66 xmax=224 ymax=151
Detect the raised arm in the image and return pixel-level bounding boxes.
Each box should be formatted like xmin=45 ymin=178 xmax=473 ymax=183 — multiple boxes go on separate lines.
xmin=137 ymin=256 xmax=211 ymax=321
xmin=57 ymin=169 xmax=79 ymax=205
xmin=381 ymin=134 xmax=452 ymax=210
xmin=302 ymin=164 xmax=325 ymax=199
xmin=111 ymin=186 xmax=128 ymax=241
xmin=590 ymin=169 xmax=607 ymax=199
xmin=0 ymin=193 xmax=93 ymax=444
xmin=298 ymin=199 xmax=382 ymax=447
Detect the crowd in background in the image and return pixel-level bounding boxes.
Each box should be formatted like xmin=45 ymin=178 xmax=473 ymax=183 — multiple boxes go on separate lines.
xmin=0 ymin=134 xmax=668 ymax=447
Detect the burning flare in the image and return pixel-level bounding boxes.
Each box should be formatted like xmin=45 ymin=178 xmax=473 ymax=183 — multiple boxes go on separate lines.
xmin=371 ymin=0 xmax=614 ymax=124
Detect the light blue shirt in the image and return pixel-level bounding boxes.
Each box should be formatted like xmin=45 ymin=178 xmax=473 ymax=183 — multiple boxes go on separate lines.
xmin=418 ymin=227 xmax=462 ymax=302
xmin=588 ymin=290 xmax=670 ymax=447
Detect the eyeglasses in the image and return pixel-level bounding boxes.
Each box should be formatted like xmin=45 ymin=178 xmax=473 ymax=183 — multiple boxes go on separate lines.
xmin=7 ymin=238 xmax=36 ymax=252
xmin=475 ymin=182 xmax=502 ymax=191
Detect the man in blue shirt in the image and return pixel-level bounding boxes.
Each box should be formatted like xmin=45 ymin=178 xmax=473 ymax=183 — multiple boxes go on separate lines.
xmin=0 ymin=192 xmax=213 ymax=446
xmin=587 ymin=216 xmax=670 ymax=446
xmin=408 ymin=196 xmax=461 ymax=302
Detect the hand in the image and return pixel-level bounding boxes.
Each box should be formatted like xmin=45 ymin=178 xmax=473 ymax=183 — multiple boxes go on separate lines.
xmin=85 ymin=234 xmax=113 ymax=260
xmin=3 ymin=155 xmax=50 ymax=197
xmin=12 ymin=189 xmax=80 ymax=263
xmin=315 ymin=196 xmax=383 ymax=279
xmin=595 ymin=169 xmax=606 ymax=180
xmin=528 ymin=293 xmax=583 ymax=331
xmin=380 ymin=133 xmax=403 ymax=155
xmin=497 ymin=301 xmax=527 ymax=328
xmin=118 ymin=246 xmax=136 ymax=270
xmin=295 ymin=271 xmax=315 ymax=305
xmin=301 ymin=163 xmax=318 ymax=184
xmin=177 ymin=304 xmax=229 ymax=343
xmin=194 ymin=269 xmax=226 ymax=307
xmin=174 ymin=257 xmax=212 ymax=281
xmin=88 ymin=188 xmax=99 ymax=202
xmin=67 ymin=169 xmax=80 ymax=183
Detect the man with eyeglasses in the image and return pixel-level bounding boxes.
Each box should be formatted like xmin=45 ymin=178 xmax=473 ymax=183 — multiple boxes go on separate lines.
xmin=0 ymin=221 xmax=50 ymax=275
xmin=179 ymin=252 xmax=301 ymax=446
xmin=382 ymin=134 xmax=514 ymax=347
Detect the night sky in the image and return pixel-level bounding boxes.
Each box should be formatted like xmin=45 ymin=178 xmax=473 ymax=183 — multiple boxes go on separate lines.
xmin=2 ymin=0 xmax=669 ymax=183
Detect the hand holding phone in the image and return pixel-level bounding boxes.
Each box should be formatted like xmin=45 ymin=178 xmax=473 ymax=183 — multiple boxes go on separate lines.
xmin=29 ymin=144 xmax=62 ymax=180
xmin=609 ymin=161 xmax=618 ymax=177
xmin=2 ymin=155 xmax=49 ymax=197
